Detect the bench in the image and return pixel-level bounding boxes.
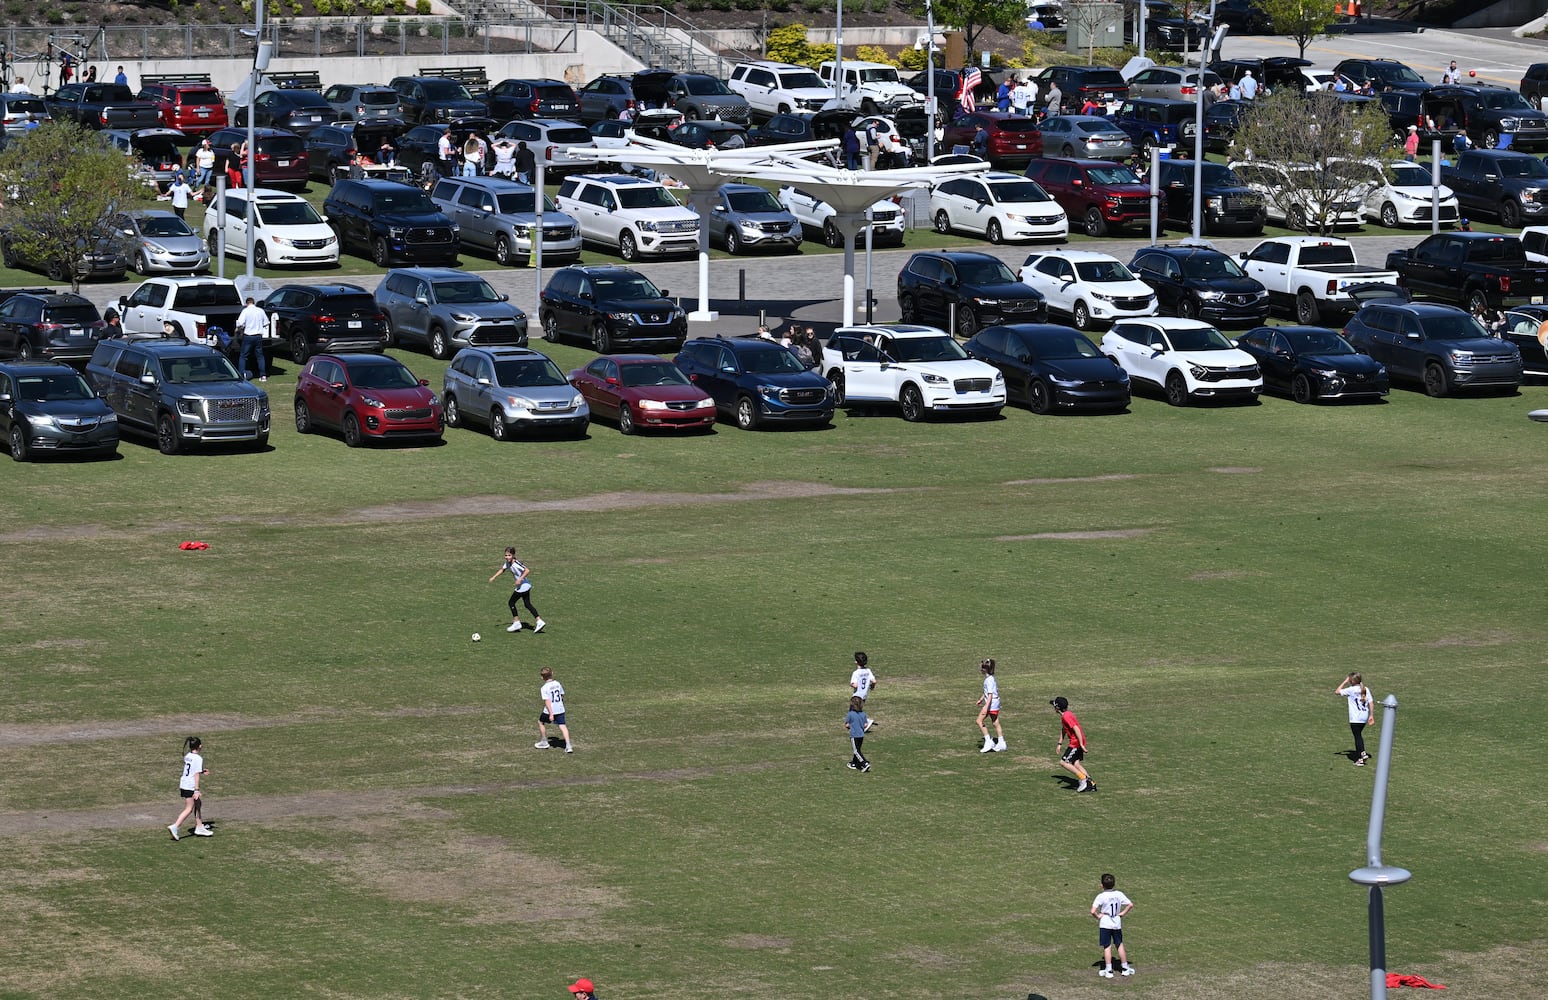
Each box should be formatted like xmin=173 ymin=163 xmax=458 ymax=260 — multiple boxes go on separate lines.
xmin=263 ymin=70 xmax=322 ymax=91
xmin=140 ymin=73 xmax=213 ymax=87
xmin=419 ymin=66 xmax=489 ymax=98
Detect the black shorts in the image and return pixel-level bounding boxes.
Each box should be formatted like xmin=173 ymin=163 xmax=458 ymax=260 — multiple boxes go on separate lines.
xmin=1099 ymin=927 xmax=1123 ymax=948
xmin=180 ymin=788 xmax=196 ymax=799
xmin=1062 ymin=746 xmax=1084 ymax=764
xmin=540 ymin=711 xmax=566 ymax=725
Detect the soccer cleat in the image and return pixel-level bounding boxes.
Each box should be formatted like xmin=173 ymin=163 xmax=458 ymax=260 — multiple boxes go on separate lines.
xmin=1099 ymin=968 xmax=1115 ymax=978
xmin=846 ymin=762 xmax=859 ymax=769
xmin=534 ymin=740 xmax=550 ymax=749
xmin=193 ymin=825 xmax=213 ymax=837
xmin=168 ymin=823 xmax=180 ymax=841
xmin=995 ymin=739 xmax=1007 ymax=752
xmin=1354 ymin=758 xmax=1366 ymax=766
xmin=1085 ymin=782 xmax=1098 ymax=792
xmin=533 ymin=618 xmax=546 ymax=633
xmin=980 ymin=741 xmax=995 ymax=753
xmin=1077 ymin=779 xmax=1089 ymax=792
xmin=564 ymin=745 xmax=573 ymax=754
xmin=1122 ymin=966 xmax=1135 ymax=976
xmin=860 ymin=762 xmax=870 ymax=772
xmin=507 ymin=621 xmax=522 ymax=632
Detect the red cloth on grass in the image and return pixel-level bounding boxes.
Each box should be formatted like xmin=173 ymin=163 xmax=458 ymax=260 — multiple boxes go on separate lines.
xmin=178 ymin=541 xmax=209 ymax=550
xmin=1387 ymin=973 xmax=1446 ymax=989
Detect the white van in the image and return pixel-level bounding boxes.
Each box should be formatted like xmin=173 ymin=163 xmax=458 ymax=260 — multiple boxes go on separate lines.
xmin=203 ymin=188 xmax=339 ymax=267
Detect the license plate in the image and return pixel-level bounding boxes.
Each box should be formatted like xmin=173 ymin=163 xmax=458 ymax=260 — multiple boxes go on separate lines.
xmin=1533 ymin=296 xmax=1544 ymax=304
xmin=196 ymin=110 xmax=209 ymax=117
xmin=348 ymin=320 xmax=362 ymax=329
xmin=1101 ymin=92 xmax=1114 ymax=100
xmin=1015 ymin=143 xmax=1027 ymax=150
xmin=278 ymin=160 xmax=289 ymax=166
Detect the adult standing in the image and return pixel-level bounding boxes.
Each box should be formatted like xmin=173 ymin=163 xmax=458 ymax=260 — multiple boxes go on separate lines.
xmin=1045 ymin=82 xmax=1063 ymax=117
xmin=489 ymin=545 xmax=545 ymax=633
xmin=436 ymin=125 xmax=456 ymax=177
xmin=1335 ymin=672 xmax=1372 ymax=765
xmin=193 ymin=138 xmax=216 ymax=192
xmin=235 ymin=295 xmax=269 ymax=383
xmin=461 ymin=132 xmax=485 ymax=177
xmin=12 ymin=76 xmax=29 ymax=95
xmin=1009 ymin=76 xmax=1029 ymax=116
xmin=1403 ymin=125 xmax=1419 ymax=161
xmin=1239 ymin=70 xmax=1259 ymax=101
xmin=863 ymin=119 xmax=881 ymax=171
xmin=1052 ymin=696 xmax=1095 ymax=792
xmin=167 ymin=172 xmax=193 ymax=220
xmin=842 ymin=124 xmax=861 ymax=170
xmin=514 ymin=141 xmax=535 ymax=185
xmin=976 ymin=658 xmax=1005 ymax=753
xmin=996 ymin=78 xmax=1012 ymax=113
xmin=114 ymin=65 xmax=128 ymax=87
xmin=535 ymin=667 xmax=573 ymax=752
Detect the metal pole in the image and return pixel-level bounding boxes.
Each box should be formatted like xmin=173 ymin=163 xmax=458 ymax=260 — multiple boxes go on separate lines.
xmin=925 ymin=0 xmax=936 ymax=162
xmin=864 ymin=203 xmax=873 ymax=325
xmin=534 ymin=157 xmax=544 ymax=300
xmin=1348 ymin=695 xmax=1412 ymax=1000
xmin=244 ymin=2 xmax=262 ymax=288
xmin=1138 ymin=0 xmax=1146 ymax=59
xmin=834 ymin=0 xmax=843 ymax=107
xmin=1430 ymin=139 xmax=1441 ymax=236
xmin=1149 ymin=144 xmax=1160 ymax=244
xmin=214 ymin=174 xmax=227 ymax=281
xmin=1191 ymin=3 xmax=1218 ymax=242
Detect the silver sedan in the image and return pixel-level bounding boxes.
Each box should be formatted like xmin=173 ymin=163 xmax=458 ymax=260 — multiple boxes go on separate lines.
xmin=1036 ymin=115 xmax=1133 ymax=160
xmin=110 ymin=209 xmax=210 ymax=275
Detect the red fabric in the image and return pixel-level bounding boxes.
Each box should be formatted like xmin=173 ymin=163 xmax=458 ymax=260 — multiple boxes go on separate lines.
xmin=178 ymin=541 xmax=209 ymax=551
xmin=1060 ymin=710 xmax=1086 ymax=750
xmin=1387 ymin=973 xmax=1447 ymax=989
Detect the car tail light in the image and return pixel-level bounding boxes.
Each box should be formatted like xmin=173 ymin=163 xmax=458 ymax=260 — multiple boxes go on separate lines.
xmin=1327 ymin=280 xmax=1338 ymax=296
xmin=1499 ymin=275 xmax=1511 ymax=293
xmin=33 ymin=322 xmax=61 ymax=339
xmin=313 ymin=313 xmax=335 ymax=324
xmin=195 ymin=321 xmax=208 ymax=340
xmin=99 ymin=111 xmax=110 ymax=125
xmin=257 ymin=152 xmax=272 ymax=162
xmin=1181 ymin=85 xmax=1197 ymax=96
xmin=545 ymin=146 xmax=553 ymax=160
xmin=375 ymin=313 xmax=387 ymax=322
xmin=529 ymin=96 xmax=541 ymax=113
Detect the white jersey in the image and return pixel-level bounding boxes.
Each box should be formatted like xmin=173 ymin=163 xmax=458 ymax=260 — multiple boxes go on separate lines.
xmin=982 ymin=675 xmax=1000 ymax=712
xmin=1093 ymin=889 xmax=1131 ymax=929
xmin=505 ymin=556 xmax=531 ymax=592
xmin=541 ymin=679 xmax=566 ymax=714
xmin=850 ymin=667 xmax=876 ymax=699
xmin=180 ymin=751 xmax=203 ymax=791
xmin=1339 ymin=685 xmax=1372 ymax=724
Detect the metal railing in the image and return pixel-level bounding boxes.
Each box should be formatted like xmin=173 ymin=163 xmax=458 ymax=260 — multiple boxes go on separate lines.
xmin=537 ymin=0 xmax=752 ymax=75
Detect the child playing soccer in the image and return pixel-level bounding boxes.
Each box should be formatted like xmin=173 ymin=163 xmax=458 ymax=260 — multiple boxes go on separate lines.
xmin=1090 ymin=872 xmax=1134 ymax=978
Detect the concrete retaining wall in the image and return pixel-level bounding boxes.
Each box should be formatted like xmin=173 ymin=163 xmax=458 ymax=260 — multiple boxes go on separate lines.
xmin=1456 ymin=0 xmax=1547 ymax=28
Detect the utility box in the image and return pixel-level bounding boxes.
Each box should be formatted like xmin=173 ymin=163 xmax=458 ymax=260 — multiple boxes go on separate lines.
xmin=1065 ymin=1 xmax=1124 ymax=54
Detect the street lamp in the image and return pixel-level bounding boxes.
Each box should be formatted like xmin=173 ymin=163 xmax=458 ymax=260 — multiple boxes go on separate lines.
xmin=1190 ymin=9 xmax=1227 ymax=241
xmin=238 ymin=18 xmax=272 ymax=300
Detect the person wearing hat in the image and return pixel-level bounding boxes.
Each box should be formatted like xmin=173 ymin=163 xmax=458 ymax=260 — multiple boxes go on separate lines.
xmin=1403 ymin=124 xmax=1419 ymax=161
xmin=1051 ymin=696 xmax=1095 ymax=792
xmin=568 ymin=977 xmax=597 ymax=997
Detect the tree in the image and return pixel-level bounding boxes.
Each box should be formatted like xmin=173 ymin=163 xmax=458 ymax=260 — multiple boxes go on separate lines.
xmin=1258 ymin=0 xmax=1342 ymax=60
xmin=1230 ymin=90 xmax=1397 ymax=234
xmin=920 ymin=0 xmax=1028 ymax=62
xmin=0 ymin=121 xmax=150 ymax=293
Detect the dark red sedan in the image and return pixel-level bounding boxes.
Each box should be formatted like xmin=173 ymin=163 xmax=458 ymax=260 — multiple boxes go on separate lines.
xmin=568 ymin=354 xmax=715 ymax=435
xmin=294 ymin=352 xmax=443 ymax=447
xmin=941 ymin=112 xmax=1043 ymax=167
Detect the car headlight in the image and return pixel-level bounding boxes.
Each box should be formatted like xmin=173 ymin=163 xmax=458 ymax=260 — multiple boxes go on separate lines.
xmin=1502 ymin=117 xmax=1520 ymax=130
xmin=177 ymin=397 xmax=200 ymax=415
xmin=1115 ymin=369 xmax=1130 ymax=382
xmin=637 ymin=220 xmax=659 ymax=233
xmin=1188 ymin=364 xmax=1208 ymax=379
xmin=270 ymin=236 xmax=296 ymax=246
xmin=638 ymin=398 xmax=667 ymax=411
xmin=921 ymin=372 xmax=948 ymax=384
xmin=100 ymin=412 xmax=117 ymax=422
xmin=757 ymin=383 xmax=782 ymax=398
xmin=387 ymin=225 xmax=407 ymax=238
xmin=971 ymin=296 xmax=999 ymax=306
xmin=1003 ymin=213 xmax=1021 ymax=221
xmin=1448 ymin=350 xmax=1472 ymax=364
xmin=450 ymin=224 xmax=459 ymax=235
xmin=450 ymin=312 xmax=480 ymax=323
xmin=1091 ymin=291 xmax=1115 ymax=302
xmin=322 ymin=234 xmax=337 ymax=245
xmin=740 ymin=222 xmax=762 ymax=234
xmin=145 ymin=242 xmax=168 ymax=254
xmin=1254 ymin=289 xmax=1269 ymax=299
xmin=1197 ymin=289 xmax=1224 ymax=300
xmin=1050 ymin=375 xmax=1082 ymax=387
xmin=608 ymin=311 xmax=632 ymax=321
xmin=1311 ymin=367 xmax=1338 ymax=379
xmin=27 ymin=413 xmax=57 ymax=427
xmin=511 ymin=224 xmax=531 ymax=236
xmin=571 ymin=392 xmax=585 ymax=408
xmin=507 ymin=395 xmax=535 ymax=410
xmin=694 ymin=397 xmax=715 ymax=409
xmin=992 ymin=371 xmax=1004 ymax=383
xmin=1205 ymin=197 xmax=1223 ymax=211
xmin=360 ymin=394 xmax=386 ymax=409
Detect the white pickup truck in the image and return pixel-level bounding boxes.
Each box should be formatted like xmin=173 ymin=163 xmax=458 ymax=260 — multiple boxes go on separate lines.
xmin=105 ymin=275 xmax=257 ymax=347
xmin=1236 ymin=236 xmax=1400 ymax=325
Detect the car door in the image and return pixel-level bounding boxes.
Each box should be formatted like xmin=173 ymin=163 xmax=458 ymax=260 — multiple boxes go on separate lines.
xmin=220 ymin=193 xmax=250 ymax=259
xmin=996 ymin=328 xmax=1034 ymax=401
xmin=1356 ymin=307 xmax=1402 ymax=369
xmin=1105 ymin=322 xmax=1155 ymax=385
xmin=310 ymin=357 xmax=350 ymax=427
xmin=121 ymin=281 xmax=169 ymax=333
xmin=1133 ymin=252 xmax=1180 ymax=313
xmin=1239 ymin=240 xmax=1290 ymax=303
xmin=399 ymin=276 xmax=433 ymax=344
xmin=1384 ymin=311 xmax=1430 ymax=379
xmin=576 ymin=357 xmax=620 ymax=418
xmin=0 ymin=297 xmax=24 ymax=356
xmin=1042 ymin=256 xmax=1078 ymax=315
xmin=117 ymin=349 xmax=158 ymax=428
xmin=454 ymin=183 xmax=495 ymax=250
xmin=1404 ymin=237 xmax=1454 ymax=297
xmin=698 ymin=343 xmax=740 ymax=413
xmin=833 ymin=334 xmax=886 ymax=402
xmin=1259 ymin=330 xmax=1297 ymax=392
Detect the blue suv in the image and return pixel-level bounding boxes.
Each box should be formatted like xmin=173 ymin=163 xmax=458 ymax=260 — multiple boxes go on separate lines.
xmin=674 ymin=336 xmax=834 ymax=429
xmin=1112 ymin=97 xmax=1198 ymax=154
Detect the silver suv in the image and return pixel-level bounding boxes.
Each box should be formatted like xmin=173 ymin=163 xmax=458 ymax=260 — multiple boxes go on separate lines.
xmin=443 ymin=346 xmax=589 ymax=439
xmin=428 ymin=175 xmax=582 ymax=266
xmin=84 ymin=336 xmax=269 ymax=454
xmin=374 ymin=268 xmax=528 ymax=360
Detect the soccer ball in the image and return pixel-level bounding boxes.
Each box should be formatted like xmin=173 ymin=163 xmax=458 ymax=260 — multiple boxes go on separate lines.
xmin=471 ymin=632 xmax=481 ymax=642
xmin=1469 ymin=69 xmax=1477 ymax=77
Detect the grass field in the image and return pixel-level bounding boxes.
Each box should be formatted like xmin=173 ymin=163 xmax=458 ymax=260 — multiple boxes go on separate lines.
xmin=2 ymin=335 xmax=1545 ymax=999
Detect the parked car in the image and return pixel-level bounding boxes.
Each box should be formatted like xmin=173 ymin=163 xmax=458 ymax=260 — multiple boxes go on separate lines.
xmin=777 ymin=185 xmax=904 ymax=247
xmin=238 ymin=87 xmax=333 ymax=135
xmin=1125 ymin=66 xmax=1223 ymax=102
xmin=1202 ymin=99 xmax=1252 ymax=154
xmin=538 ymin=264 xmax=686 ymax=353
xmin=568 ymin=354 xmax=715 ymax=434
xmin=1033 ymin=66 xmax=1130 ymax=112
xmin=962 ymin=323 xmax=1130 ymax=413
xmin=929 ymin=171 xmax=1068 ymax=244
xmin=576 ymin=75 xmax=640 ymax=123
xmin=102 ymin=127 xmax=185 ymax=187
xmin=84 ymin=336 xmax=269 ymax=453
xmin=668 ymin=120 xmax=749 ymax=150
xmin=293 ymin=352 xmax=442 ymax=446
xmin=304 ymin=124 xmax=360 ymax=180
xmin=1213 ymin=0 xmax=1272 ymax=32
xmin=555 ymin=173 xmax=699 ymax=260
xmin=899 ymin=250 xmax=1047 ymax=334
xmin=203 ymin=187 xmax=339 ymax=267
xmin=260 ymin=283 xmax=388 ymax=362
xmin=1155 ymin=159 xmax=1265 ymax=235
xmin=443 ymin=345 xmax=589 ymax=439
xmin=819 ymin=324 xmax=1005 ymax=420
xmin=1137 ymin=0 xmax=1205 ymax=50
xmin=661 ymin=73 xmax=750 ymax=123
xmin=0 ymin=290 xmax=106 ymax=362
xmin=1025 ymin=157 xmax=1156 ymax=236
xmin=107 ymin=275 xmax=248 ymax=349
xmin=1111 ymin=97 xmax=1198 ymax=155
xmin=905 ymin=67 xmax=999 ymax=121
xmin=1128 ymin=244 xmax=1270 ymax=325
xmin=1341 ymin=301 xmax=1521 ymax=396
xmin=1330 ymin=158 xmax=1459 ymax=228
xmin=748 ymin=112 xmax=819 ymax=145
xmin=675 ymin=335 xmax=834 ymax=429
xmin=1237 ymin=236 xmax=1400 ymax=324
xmin=323 ymin=178 xmax=460 ymax=266
xmin=320 ymin=83 xmax=404 ymax=122
xmin=1440 ymin=149 xmax=1548 ymax=227
xmin=495 ymin=118 xmax=598 ymax=176
xmin=1036 ymin=115 xmax=1133 ymax=160
xmin=138 ymin=80 xmax=227 ymax=136
xmin=1229 ymin=159 xmax=1365 ymax=230
xmin=390 ymin=76 xmax=487 ymax=124
xmin=44 ymin=82 xmax=161 ymax=130
xmin=207 ymin=126 xmax=310 ymax=189
xmin=375 ymin=267 xmax=527 ymax=360
xmin=1521 ymin=62 xmax=1548 ymax=107
xmin=0 ymin=92 xmax=50 ymax=134
xmin=1498 ymin=306 xmax=1548 ymax=376
xmin=429 ymin=174 xmax=582 ymax=266
xmin=1332 ymin=58 xmax=1429 ymax=93
xmin=1018 ymin=249 xmax=1157 ymax=329
xmin=818 ymin=60 xmax=925 ymax=115
xmin=728 ymin=61 xmax=833 ymax=117
xmin=0 ymin=229 xmax=128 ymax=283
xmin=0 ymin=359 xmax=117 ymax=461
xmin=1101 ymin=316 xmax=1262 ymax=405
xmin=109 ymin=209 xmax=209 ymax=275
xmin=941 ymin=112 xmax=1043 ymax=167
xmin=487 ymin=78 xmax=579 ymax=122
xmin=1235 ymin=325 xmax=1389 ymax=403
xmin=706 ymin=183 xmax=802 ymax=254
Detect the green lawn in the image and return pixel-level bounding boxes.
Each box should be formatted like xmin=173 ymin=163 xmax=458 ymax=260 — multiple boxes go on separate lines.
xmin=1 ymin=345 xmax=1544 ymax=998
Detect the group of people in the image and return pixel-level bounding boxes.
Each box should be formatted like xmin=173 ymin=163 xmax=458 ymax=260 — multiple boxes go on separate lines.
xmin=755 ymin=323 xmax=821 ymax=369
xmin=434 ymin=125 xmax=537 ymax=183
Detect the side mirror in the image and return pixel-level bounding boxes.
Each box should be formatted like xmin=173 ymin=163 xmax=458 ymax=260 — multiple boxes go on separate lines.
xmin=414 ymin=294 xmax=428 ymax=305
xmin=331 ymin=381 xmax=346 ymax=390
xmin=1405 ymin=331 xmax=1421 ymax=340
xmin=605 ymin=375 xmax=619 ymax=385
xmin=481 ymin=202 xmax=495 ymax=212
xmin=659 ymin=289 xmax=670 ymax=298
xmin=139 ymin=372 xmax=156 ymax=385
xmin=418 ymin=378 xmax=430 ymax=386
xmin=499 ymin=293 xmax=509 ymax=302
xmin=719 ymin=365 xmax=736 ymax=374
xmin=0 ymin=392 xmax=11 ymax=403
xmin=477 ymin=377 xmax=491 ymax=385
xmin=1171 ymin=272 xmax=1184 ymax=283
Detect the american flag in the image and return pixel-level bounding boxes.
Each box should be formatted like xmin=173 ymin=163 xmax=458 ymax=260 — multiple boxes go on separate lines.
xmin=961 ymin=66 xmax=981 ymax=113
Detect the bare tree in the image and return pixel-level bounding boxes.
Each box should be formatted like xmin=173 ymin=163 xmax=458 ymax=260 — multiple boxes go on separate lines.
xmin=1064 ymin=0 xmax=1123 ymax=65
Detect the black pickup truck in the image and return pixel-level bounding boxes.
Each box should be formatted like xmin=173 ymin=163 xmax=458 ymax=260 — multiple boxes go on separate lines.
xmin=44 ymin=83 xmax=162 ymax=131
xmin=1386 ymin=232 xmax=1548 ymax=314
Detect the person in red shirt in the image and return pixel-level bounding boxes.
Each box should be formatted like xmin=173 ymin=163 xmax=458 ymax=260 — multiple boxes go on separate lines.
xmin=1052 ymin=696 xmax=1096 ymax=793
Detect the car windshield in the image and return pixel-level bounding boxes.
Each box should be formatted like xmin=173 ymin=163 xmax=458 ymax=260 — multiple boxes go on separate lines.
xmin=1285 ymin=330 xmax=1356 ymax=354
xmin=1199 ymin=163 xmax=1238 ymax=185
xmin=742 ymin=347 xmax=806 ymax=374
xmin=139 ymin=216 xmax=193 ymax=237
xmin=989 ymin=181 xmax=1051 ymax=203
xmin=886 ymin=335 xmax=971 ymax=362
xmin=433 ymin=279 xmax=500 ymax=304
xmin=1420 ymin=313 xmax=1489 ymax=340
xmin=348 ymin=361 xmax=419 ymax=389
xmin=495 ymin=357 xmax=567 ymax=386
xmin=374 ymin=189 xmax=437 ymax=213
xmin=257 ymin=201 xmax=324 ymax=225
xmin=177 ymin=284 xmax=242 ymax=307
xmin=1497 ymin=156 xmax=1548 ymax=179
xmin=725 ymin=189 xmax=784 ymax=212
xmin=858 ymin=68 xmax=900 ymax=83
xmin=617 ymin=186 xmax=681 ymax=209
xmin=494 ymin=191 xmax=558 ymax=214
xmin=1181 ymin=253 xmax=1247 ymax=279
xmin=1087 ymin=165 xmax=1142 ymax=184
xmin=1075 ymin=259 xmax=1137 ymax=282
xmin=778 ymin=71 xmax=824 ymax=89
xmin=1165 ymin=325 xmax=1234 ymax=351
xmin=1388 ymin=163 xmax=1434 ymax=187
xmin=1479 ymin=91 xmax=1532 ymax=111
xmin=620 ymin=362 xmax=689 ymax=386
xmin=164 ymin=354 xmax=241 ymax=382
xmin=421 ymin=80 xmax=473 ymax=100
xmin=14 ymin=372 xmax=94 ymax=400
xmin=683 ymin=77 xmax=733 ymax=96
xmin=593 ymin=275 xmax=663 ymax=299
xmin=1026 ymin=329 xmax=1099 ymax=359
xmin=1382 ymin=64 xmax=1425 ymax=83
xmin=955 ymin=259 xmax=1019 ymax=284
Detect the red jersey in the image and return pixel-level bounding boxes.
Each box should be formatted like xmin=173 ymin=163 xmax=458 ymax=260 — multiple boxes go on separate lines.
xmin=1060 ymin=709 xmax=1086 ymax=750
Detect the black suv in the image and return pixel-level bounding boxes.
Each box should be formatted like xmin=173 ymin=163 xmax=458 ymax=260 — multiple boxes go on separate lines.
xmin=487 ymin=78 xmax=578 ymax=121
xmin=322 ymin=178 xmax=460 ymax=266
xmin=0 ymin=290 xmax=106 ymax=362
xmin=897 ymin=251 xmax=1047 ymax=336
xmin=237 ymin=88 xmax=332 ymax=135
xmin=1342 ymin=302 xmax=1522 ymax=396
xmin=1137 ymin=1 xmax=1205 ymax=50
xmin=674 ymin=336 xmax=835 ymax=429
xmin=1157 ymin=160 xmax=1265 ymax=235
xmin=259 ymin=283 xmax=389 ymax=363
xmin=0 ymin=359 xmax=119 ymax=461
xmin=1424 ymin=85 xmax=1548 ymax=152
xmin=1033 ymin=66 xmax=1129 ymax=112
xmin=538 ymin=264 xmax=687 ymax=354
xmin=1332 ymin=58 xmax=1429 ymax=93
xmin=1128 ymin=245 xmax=1270 ymax=325
xmin=1522 ymin=63 xmax=1548 ymax=106
xmin=389 ymin=76 xmax=487 ymax=124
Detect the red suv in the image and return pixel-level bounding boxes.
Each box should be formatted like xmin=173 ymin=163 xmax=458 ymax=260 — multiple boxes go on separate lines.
xmin=139 ymin=81 xmax=229 ymax=136
xmin=207 ymin=127 xmax=310 ymax=189
xmin=942 ymin=112 xmax=1043 ymax=167
xmin=1024 ymin=157 xmax=1160 ymax=236
xmin=293 ymin=353 xmax=444 ymax=447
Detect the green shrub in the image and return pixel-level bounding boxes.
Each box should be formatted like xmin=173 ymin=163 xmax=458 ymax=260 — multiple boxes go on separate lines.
xmin=765 ymin=22 xmax=809 ymax=63
xmin=895 ymin=47 xmax=927 ymax=70
xmin=734 ymin=0 xmax=761 ymax=10
xmin=314 ymin=0 xmax=333 ymax=11
xmin=800 ymin=0 xmax=826 ymax=12
xmin=417 ymin=0 xmax=432 ymax=12
xmin=854 ymin=44 xmax=895 ymax=65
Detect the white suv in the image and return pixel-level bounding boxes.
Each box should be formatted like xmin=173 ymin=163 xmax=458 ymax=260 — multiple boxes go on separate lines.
xmin=777 ymin=185 xmax=905 ymax=247
xmin=1019 ymin=249 xmax=1156 ymax=329
xmin=728 ymin=61 xmax=833 ymax=117
xmin=818 ymin=60 xmax=926 ymax=113
xmin=1100 ymin=317 xmax=1262 ymax=406
xmin=554 ymin=174 xmax=701 ymax=261
xmin=820 ymin=323 xmax=1005 ymax=420
xmin=203 ymin=187 xmax=339 ymax=267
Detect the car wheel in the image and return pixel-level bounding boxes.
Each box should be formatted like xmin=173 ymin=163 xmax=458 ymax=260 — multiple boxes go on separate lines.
xmin=156 ymin=411 xmax=182 ymax=454
xmin=1465 ymin=288 xmax=1491 ymax=316
xmin=1295 ymin=290 xmax=1320 ymax=326
xmin=934 ymin=209 xmax=952 ymax=235
xmin=382 ymin=313 xmax=397 ymax=348
xmin=1028 ymin=379 xmax=1052 ymax=415
xmin=45 ymin=259 xmax=68 ymax=282
xmin=724 ymin=228 xmax=741 ymax=255
xmin=829 ymin=370 xmax=845 ymax=405
xmin=617 ymin=401 xmax=636 ymax=435
xmin=899 ymin=293 xmax=917 ymax=323
xmin=294 ymin=398 xmax=312 ymax=433
xmin=1380 ymin=201 xmax=1400 ymax=228
xmin=592 ymin=321 xmax=613 ymax=354
xmin=15 ymin=340 xmax=32 ymax=361
xmin=542 ymin=312 xmax=559 ymax=342
xmin=619 ymin=230 xmax=639 ymax=261
xmin=1423 ymin=362 xmax=1450 ymax=398
xmin=1061 ymin=143 xmax=1077 ymax=157
xmin=778 ymin=103 xmax=791 ymax=115
xmin=1177 ymin=296 xmax=1199 ymax=319
xmin=861 ymin=98 xmax=877 ymax=114
xmin=1164 ymin=370 xmax=1190 ymax=407
xmin=429 ymin=325 xmax=450 ymax=360
xmin=1083 ymin=206 xmax=1106 ymax=237
xmin=495 ymin=234 xmax=513 ymax=265
xmin=134 ymin=250 xmax=150 ymax=274
xmin=290 ymin=331 xmax=311 ymax=363
xmin=444 ymin=394 xmax=461 ymax=427
xmin=822 ymin=219 xmax=842 ymax=248
xmin=1499 ymin=198 xmax=1522 ymax=228
xmin=254 ymin=241 xmax=269 ymax=268
xmin=9 ymin=423 xmax=29 ymax=462
xmin=1483 ymin=129 xmax=1500 ymax=150
xmin=986 ymin=219 xmax=1004 ymax=245
xmin=956 ymin=304 xmax=978 ymax=336
xmin=899 ymin=383 xmax=926 ymax=422
xmin=735 ymin=395 xmax=758 ymax=430
xmin=342 ymin=411 xmax=365 ymax=447
xmin=1072 ymin=300 xmax=1091 ymax=330
xmin=490 ymin=406 xmax=510 ymax=440
xmin=371 ymin=236 xmax=390 ymax=266
xmin=1292 ymin=372 xmax=1316 ymax=404
xmin=1287 ymin=205 xmax=1309 ymax=231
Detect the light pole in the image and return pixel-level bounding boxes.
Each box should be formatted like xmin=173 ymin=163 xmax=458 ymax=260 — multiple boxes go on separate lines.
xmin=1190 ymin=8 xmax=1226 ymax=241
xmin=924 ymin=0 xmax=936 ymax=163
xmin=238 ymin=14 xmax=272 ymax=300
xmin=1349 ymin=695 xmax=1411 ymax=1000
xmin=834 ymin=0 xmax=844 ymax=111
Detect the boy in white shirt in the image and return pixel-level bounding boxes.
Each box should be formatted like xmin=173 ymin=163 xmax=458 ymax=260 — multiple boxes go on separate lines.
xmin=1090 ymin=872 xmax=1134 ymax=978
xmin=535 ymin=667 xmax=573 ymax=753
xmin=849 ymin=651 xmax=878 ymax=731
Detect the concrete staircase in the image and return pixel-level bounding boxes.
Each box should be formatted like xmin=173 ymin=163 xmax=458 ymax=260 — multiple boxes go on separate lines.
xmin=463 ymin=0 xmax=749 ymax=75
